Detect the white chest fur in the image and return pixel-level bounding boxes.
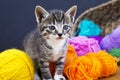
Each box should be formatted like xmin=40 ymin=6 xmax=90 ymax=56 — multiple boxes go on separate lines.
xmin=47 ymin=39 xmax=66 ymax=61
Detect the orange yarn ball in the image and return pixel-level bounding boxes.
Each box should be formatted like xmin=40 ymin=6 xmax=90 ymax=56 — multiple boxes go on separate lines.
xmin=64 ymin=44 xmax=77 ymax=68
xmin=64 ymin=50 xmax=118 ymax=80
xmin=64 ymin=54 xmax=102 ymax=80
xmin=96 ymin=50 xmax=118 ymax=77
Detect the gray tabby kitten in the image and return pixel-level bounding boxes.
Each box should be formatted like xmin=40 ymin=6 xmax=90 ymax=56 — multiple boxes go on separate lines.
xmin=23 ymin=5 xmax=77 ymax=80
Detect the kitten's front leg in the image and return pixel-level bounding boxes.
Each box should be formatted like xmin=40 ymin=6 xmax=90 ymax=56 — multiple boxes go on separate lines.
xmin=54 ymin=57 xmax=66 ymax=80
xmin=40 ymin=60 xmax=52 ymax=80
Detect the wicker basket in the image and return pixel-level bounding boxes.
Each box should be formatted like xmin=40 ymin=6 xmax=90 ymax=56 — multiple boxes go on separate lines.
xmin=72 ymin=0 xmax=120 ymax=36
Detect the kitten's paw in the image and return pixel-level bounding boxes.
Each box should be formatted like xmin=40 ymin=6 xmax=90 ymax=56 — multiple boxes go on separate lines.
xmin=54 ymin=75 xmax=66 ymax=80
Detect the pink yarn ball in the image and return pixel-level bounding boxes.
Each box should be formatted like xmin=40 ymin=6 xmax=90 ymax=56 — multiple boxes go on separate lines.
xmin=69 ymin=36 xmax=101 ymax=56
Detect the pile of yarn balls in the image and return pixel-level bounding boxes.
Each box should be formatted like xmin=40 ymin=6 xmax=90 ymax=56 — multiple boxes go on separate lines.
xmin=63 ymin=19 xmax=120 ymax=80
xmin=63 ymin=44 xmax=118 ymax=80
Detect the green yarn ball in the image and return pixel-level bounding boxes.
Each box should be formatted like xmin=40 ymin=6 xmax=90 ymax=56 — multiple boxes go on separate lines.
xmin=109 ymin=48 xmax=120 ymax=65
xmin=109 ymin=48 xmax=120 ymax=58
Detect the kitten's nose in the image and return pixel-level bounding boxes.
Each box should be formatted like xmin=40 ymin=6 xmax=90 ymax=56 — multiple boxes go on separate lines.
xmin=58 ymin=33 xmax=62 ymax=37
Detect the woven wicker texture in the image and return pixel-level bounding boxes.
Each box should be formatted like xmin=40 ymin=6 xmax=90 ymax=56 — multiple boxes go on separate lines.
xmin=72 ymin=0 xmax=120 ymax=36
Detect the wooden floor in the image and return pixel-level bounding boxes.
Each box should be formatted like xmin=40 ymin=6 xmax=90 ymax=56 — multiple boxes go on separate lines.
xmin=99 ymin=67 xmax=120 ymax=80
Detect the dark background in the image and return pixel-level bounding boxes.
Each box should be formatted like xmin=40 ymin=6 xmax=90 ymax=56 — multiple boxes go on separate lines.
xmin=0 ymin=0 xmax=109 ymax=52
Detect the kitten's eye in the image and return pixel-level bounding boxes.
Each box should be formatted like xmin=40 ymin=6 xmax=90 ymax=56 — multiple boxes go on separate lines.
xmin=49 ymin=26 xmax=55 ymax=30
xmin=63 ymin=25 xmax=69 ymax=30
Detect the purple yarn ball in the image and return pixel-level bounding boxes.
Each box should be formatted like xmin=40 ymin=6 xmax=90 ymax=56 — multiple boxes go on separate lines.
xmin=89 ymin=36 xmax=102 ymax=44
xmin=69 ymin=36 xmax=101 ymax=56
xmin=100 ymin=26 xmax=120 ymax=51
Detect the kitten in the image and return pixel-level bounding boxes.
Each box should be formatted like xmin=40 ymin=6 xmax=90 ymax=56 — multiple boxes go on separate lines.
xmin=23 ymin=5 xmax=77 ymax=80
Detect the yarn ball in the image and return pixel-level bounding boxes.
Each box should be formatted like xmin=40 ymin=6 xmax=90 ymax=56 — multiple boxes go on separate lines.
xmin=74 ymin=19 xmax=102 ymax=37
xmin=64 ymin=50 xmax=118 ymax=80
xmin=100 ymin=26 xmax=120 ymax=51
xmin=108 ymin=48 xmax=120 ymax=65
xmin=64 ymin=44 xmax=77 ymax=68
xmin=0 ymin=49 xmax=34 ymax=80
xmin=64 ymin=54 xmax=102 ymax=80
xmin=89 ymin=36 xmax=102 ymax=44
xmin=69 ymin=36 xmax=101 ymax=56
xmin=108 ymin=48 xmax=120 ymax=58
xmin=96 ymin=50 xmax=118 ymax=77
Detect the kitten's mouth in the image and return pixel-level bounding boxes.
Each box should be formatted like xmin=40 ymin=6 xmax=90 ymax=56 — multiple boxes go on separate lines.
xmin=56 ymin=37 xmax=63 ymax=40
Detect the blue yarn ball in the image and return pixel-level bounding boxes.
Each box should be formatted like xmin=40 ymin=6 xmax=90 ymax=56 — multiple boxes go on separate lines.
xmin=75 ymin=19 xmax=102 ymax=37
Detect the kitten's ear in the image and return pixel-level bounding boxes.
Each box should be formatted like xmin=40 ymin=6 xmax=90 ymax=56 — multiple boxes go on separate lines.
xmin=65 ymin=5 xmax=77 ymax=22
xmin=35 ymin=6 xmax=49 ymax=23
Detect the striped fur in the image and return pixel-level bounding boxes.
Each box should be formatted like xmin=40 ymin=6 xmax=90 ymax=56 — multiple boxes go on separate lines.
xmin=23 ymin=5 xmax=77 ymax=80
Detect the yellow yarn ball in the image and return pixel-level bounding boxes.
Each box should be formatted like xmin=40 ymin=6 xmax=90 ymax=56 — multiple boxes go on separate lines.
xmin=0 ymin=49 xmax=34 ymax=80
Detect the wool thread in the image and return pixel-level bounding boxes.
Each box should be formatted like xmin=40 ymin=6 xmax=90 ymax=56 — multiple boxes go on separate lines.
xmin=108 ymin=48 xmax=120 ymax=65
xmin=69 ymin=36 xmax=101 ymax=56
xmin=74 ymin=19 xmax=102 ymax=37
xmin=89 ymin=36 xmax=102 ymax=45
xmin=64 ymin=50 xmax=118 ymax=80
xmin=0 ymin=49 xmax=34 ymax=80
xmin=100 ymin=26 xmax=120 ymax=51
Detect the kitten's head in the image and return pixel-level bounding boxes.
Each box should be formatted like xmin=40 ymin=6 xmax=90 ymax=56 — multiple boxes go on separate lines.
xmin=35 ymin=5 xmax=77 ymax=40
